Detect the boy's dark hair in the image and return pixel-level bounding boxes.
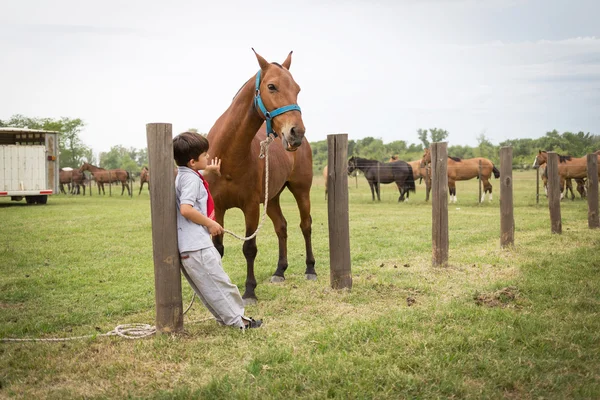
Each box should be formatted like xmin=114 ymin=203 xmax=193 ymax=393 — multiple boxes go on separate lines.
xmin=173 ymin=132 xmax=210 ymax=166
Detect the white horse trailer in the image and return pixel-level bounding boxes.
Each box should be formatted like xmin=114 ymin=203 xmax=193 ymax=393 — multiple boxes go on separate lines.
xmin=0 ymin=127 xmax=60 ymax=204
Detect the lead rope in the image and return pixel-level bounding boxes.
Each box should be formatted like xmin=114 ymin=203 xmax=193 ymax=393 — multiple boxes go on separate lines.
xmin=222 ymin=135 xmax=273 ymax=241
xmin=1 ymin=137 xmax=274 ymax=343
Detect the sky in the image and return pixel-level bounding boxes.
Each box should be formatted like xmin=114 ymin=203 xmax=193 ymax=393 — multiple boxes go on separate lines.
xmin=1 ymin=0 xmax=599 ymax=155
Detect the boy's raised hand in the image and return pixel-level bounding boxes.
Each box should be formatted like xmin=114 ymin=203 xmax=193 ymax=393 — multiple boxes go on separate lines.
xmin=205 ymin=157 xmax=222 ymax=176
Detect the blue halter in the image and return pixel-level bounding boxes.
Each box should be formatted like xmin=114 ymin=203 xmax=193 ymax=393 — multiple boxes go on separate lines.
xmin=254 ymin=70 xmax=301 ymax=138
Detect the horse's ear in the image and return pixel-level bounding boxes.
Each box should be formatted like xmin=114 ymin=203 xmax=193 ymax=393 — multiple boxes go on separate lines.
xmin=282 ymin=51 xmax=293 ymax=70
xmin=252 ymin=48 xmax=269 ymax=71
xmin=538 ymin=150 xmax=542 ymax=154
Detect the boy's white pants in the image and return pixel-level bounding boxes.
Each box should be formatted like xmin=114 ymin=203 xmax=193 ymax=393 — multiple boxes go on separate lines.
xmin=180 ymin=247 xmax=245 ymax=328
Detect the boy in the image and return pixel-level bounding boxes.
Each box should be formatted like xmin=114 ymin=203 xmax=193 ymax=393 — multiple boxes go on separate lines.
xmin=173 ymin=131 xmax=262 ymax=330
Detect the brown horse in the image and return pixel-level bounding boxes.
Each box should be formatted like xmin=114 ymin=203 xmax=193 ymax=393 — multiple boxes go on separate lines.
xmin=79 ymin=162 xmax=131 ymax=195
xmin=533 ymin=150 xmax=599 ymax=199
xmin=420 ymin=148 xmax=499 ymax=203
xmin=139 ymin=166 xmax=149 ymax=195
xmin=59 ymin=168 xmax=87 ymax=195
xmin=205 ymin=50 xmax=314 ymax=304
xmin=541 ymin=166 xmax=586 ymax=200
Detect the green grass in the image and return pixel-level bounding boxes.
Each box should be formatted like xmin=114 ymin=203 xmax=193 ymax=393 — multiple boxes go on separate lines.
xmin=1 ymin=171 xmax=599 ymax=399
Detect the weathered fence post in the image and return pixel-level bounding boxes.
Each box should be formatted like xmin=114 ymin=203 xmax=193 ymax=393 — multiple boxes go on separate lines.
xmin=327 ymin=133 xmax=352 ymax=289
xmin=108 ymin=171 xmax=112 ymax=197
xmin=431 ymin=142 xmax=449 ymax=267
xmin=478 ymin=160 xmax=482 ymax=204
xmin=546 ymin=152 xmax=562 ymax=234
xmin=587 ymin=154 xmax=599 ymax=229
xmin=500 ymin=147 xmax=514 ymax=247
xmin=146 ymin=123 xmax=183 ymax=333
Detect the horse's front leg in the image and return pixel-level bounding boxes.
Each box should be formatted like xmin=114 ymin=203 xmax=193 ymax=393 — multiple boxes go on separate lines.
xmin=241 ymin=204 xmax=260 ymax=304
xmin=212 ymin=207 xmax=226 ymax=257
xmin=267 ymin=194 xmax=289 ymax=283
xmin=369 ymin=181 xmax=376 ymax=201
xmin=290 ymin=186 xmax=316 ymax=280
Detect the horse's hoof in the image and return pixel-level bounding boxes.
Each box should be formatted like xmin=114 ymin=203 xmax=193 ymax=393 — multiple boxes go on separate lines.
xmin=243 ymin=297 xmax=257 ymax=306
xmin=270 ymin=275 xmax=285 ymax=283
xmin=305 ymin=274 xmax=317 ymax=281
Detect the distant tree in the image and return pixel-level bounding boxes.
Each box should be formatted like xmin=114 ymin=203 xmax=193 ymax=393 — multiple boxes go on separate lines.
xmin=417 ymin=128 xmax=429 ymax=148
xmin=100 ymin=145 xmax=140 ymax=173
xmin=429 ymin=128 xmax=449 ymax=143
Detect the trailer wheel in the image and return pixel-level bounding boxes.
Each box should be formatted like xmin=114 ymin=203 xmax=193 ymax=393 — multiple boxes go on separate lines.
xmin=26 ymin=196 xmax=36 ymax=204
xmin=37 ymin=195 xmax=48 ymax=204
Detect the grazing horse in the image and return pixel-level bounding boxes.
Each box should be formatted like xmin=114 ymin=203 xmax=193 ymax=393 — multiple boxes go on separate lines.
xmin=420 ymin=148 xmax=500 ymax=203
xmin=79 ymin=162 xmax=131 ymax=195
xmin=408 ymin=159 xmax=432 ymax=201
xmin=205 ymin=50 xmax=314 ymax=304
xmin=532 ymin=150 xmax=599 ymax=199
xmin=139 ymin=166 xmax=149 ymax=195
xmin=347 ymin=156 xmax=416 ymax=202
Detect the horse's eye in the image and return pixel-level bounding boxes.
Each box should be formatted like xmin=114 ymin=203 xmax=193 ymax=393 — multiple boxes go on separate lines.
xmin=267 ymin=84 xmax=277 ymax=91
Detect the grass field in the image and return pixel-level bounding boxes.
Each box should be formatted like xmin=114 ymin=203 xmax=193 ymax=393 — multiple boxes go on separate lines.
xmin=1 ymin=170 xmax=599 ymax=399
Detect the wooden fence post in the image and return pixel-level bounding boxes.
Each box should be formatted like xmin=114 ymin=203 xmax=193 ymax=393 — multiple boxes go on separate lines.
xmin=500 ymin=147 xmax=514 ymax=247
xmin=327 ymin=133 xmax=352 ymax=289
xmin=431 ymin=142 xmax=449 ymax=267
xmin=108 ymin=171 xmax=112 ymax=197
xmin=546 ymin=152 xmax=562 ymax=234
xmin=587 ymin=154 xmax=599 ymax=229
xmin=146 ymin=123 xmax=183 ymax=333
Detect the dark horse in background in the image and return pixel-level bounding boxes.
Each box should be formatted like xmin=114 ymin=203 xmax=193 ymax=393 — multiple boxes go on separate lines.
xmin=205 ymin=50 xmax=314 ymax=304
xmin=347 ymin=156 xmax=416 ymax=202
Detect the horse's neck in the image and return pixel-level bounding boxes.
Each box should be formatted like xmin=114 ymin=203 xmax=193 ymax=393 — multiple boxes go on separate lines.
xmin=210 ymin=77 xmax=263 ymax=158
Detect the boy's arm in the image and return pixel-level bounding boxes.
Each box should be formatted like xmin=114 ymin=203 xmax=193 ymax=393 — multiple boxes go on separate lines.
xmin=180 ymin=204 xmax=223 ymax=236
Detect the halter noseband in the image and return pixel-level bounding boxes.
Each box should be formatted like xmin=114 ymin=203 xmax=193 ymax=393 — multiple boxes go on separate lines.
xmin=254 ymin=70 xmax=301 ymax=138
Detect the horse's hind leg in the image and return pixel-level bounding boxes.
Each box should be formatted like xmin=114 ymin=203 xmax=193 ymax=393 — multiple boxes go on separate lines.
xmin=139 ymin=182 xmax=143 ymax=195
xmin=482 ymin=178 xmax=493 ymax=201
xmin=289 ymin=185 xmax=316 ymax=280
xmin=241 ymin=204 xmax=260 ymax=304
xmin=266 ymin=193 xmax=289 ymax=283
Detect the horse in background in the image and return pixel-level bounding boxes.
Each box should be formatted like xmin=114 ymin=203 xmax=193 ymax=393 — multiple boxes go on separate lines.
xmin=205 ymin=50 xmax=314 ymax=304
xmin=390 ymin=155 xmax=431 ymax=201
xmin=139 ymin=166 xmax=149 ymax=195
xmin=533 ymin=150 xmax=599 ymax=199
xmin=347 ymin=156 xmax=415 ymax=202
xmin=541 ymin=166 xmax=586 ymax=200
xmin=79 ymin=162 xmax=131 ymax=195
xmin=420 ymin=148 xmax=499 ymax=203
xmin=59 ymin=168 xmax=87 ymax=195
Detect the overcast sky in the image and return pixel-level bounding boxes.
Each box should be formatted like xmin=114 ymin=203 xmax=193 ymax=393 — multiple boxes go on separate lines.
xmin=1 ymin=0 xmax=599 ymax=154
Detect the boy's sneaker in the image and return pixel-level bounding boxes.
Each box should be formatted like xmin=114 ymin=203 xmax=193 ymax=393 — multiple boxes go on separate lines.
xmin=241 ymin=317 xmax=262 ymax=330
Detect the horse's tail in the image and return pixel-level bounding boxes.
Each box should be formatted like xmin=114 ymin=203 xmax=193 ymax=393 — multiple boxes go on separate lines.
xmin=493 ymin=165 xmax=500 ymax=179
xmin=406 ymin=168 xmax=416 ymax=192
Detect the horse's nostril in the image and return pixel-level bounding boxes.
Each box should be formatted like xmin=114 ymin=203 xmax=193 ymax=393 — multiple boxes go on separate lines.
xmin=290 ymin=126 xmax=296 ymax=136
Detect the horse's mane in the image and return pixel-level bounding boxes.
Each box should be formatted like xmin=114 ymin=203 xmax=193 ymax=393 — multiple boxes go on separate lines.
xmin=558 ymin=155 xmax=572 ymax=163
xmin=448 ymin=156 xmax=462 ymax=162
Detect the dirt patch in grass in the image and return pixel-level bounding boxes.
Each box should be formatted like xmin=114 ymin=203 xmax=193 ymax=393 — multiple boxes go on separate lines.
xmin=474 ymin=286 xmax=520 ymax=308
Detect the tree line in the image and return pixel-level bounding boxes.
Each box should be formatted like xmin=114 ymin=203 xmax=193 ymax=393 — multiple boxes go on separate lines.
xmin=3 ymin=115 xmax=599 ymax=177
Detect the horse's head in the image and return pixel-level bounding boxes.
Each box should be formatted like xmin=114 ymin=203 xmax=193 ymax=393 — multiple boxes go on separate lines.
xmin=532 ymin=150 xmax=547 ymax=168
xmin=253 ymin=49 xmax=305 ymax=152
xmin=79 ymin=162 xmax=89 ymax=172
xmin=420 ymin=148 xmax=431 ymax=168
xmin=347 ymin=156 xmax=357 ymax=174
